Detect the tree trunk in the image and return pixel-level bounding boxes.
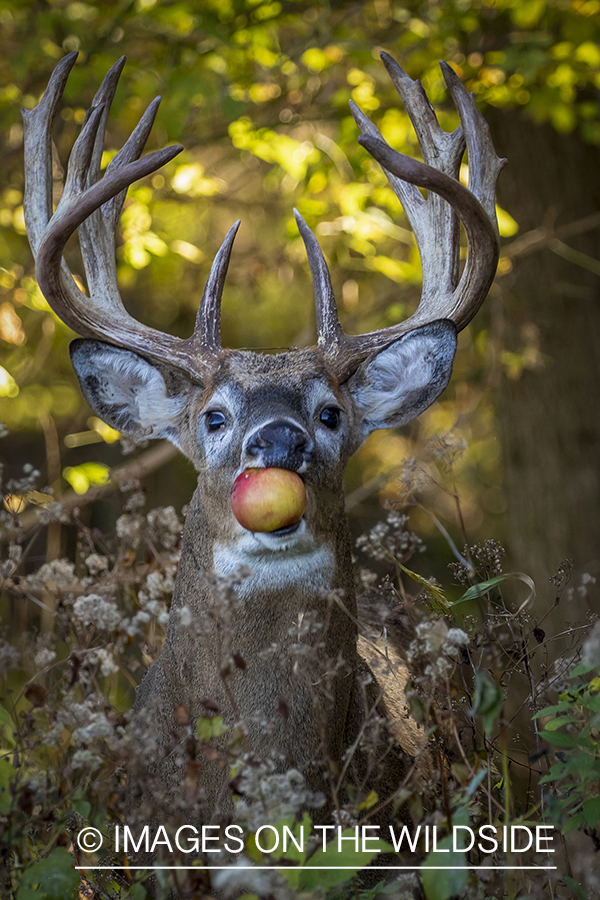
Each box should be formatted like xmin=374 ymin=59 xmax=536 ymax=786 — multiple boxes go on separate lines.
xmin=486 ymin=109 xmax=600 ymax=611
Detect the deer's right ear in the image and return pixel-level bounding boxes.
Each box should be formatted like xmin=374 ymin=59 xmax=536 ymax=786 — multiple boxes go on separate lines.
xmin=347 ymin=320 xmax=457 ymax=436
xmin=70 ymin=340 xmax=191 ymax=445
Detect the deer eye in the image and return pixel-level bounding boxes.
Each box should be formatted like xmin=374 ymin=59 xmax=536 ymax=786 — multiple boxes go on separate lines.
xmin=205 ymin=410 xmax=227 ymax=432
xmin=320 ymin=407 xmax=341 ymax=429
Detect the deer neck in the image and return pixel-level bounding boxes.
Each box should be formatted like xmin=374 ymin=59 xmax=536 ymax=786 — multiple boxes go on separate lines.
xmin=163 ymin=475 xmax=358 ymax=705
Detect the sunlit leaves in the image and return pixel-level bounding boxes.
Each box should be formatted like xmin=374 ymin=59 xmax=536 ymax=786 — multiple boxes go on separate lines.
xmin=171 ymin=163 xmax=226 ymax=197
xmin=63 ymin=461 xmax=110 ymax=495
xmin=64 ymin=417 xmax=120 ymax=449
xmin=302 ymin=47 xmax=342 ymax=73
xmin=121 ymin=197 xmax=168 ymax=270
xmin=0 ymin=365 xmax=18 ymax=398
xmin=0 ymin=0 xmax=597 ymax=520
xmin=496 ymin=206 xmax=519 ymax=237
xmin=0 ymin=303 xmax=25 ymax=345
xmin=509 ymin=0 xmax=547 ymax=29
xmin=229 ymin=118 xmax=320 ymax=180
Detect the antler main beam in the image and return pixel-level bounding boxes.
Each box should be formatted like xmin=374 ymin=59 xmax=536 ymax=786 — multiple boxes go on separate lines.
xmin=22 ymin=53 xmax=238 ymax=380
xmin=298 ymin=53 xmax=505 ymax=382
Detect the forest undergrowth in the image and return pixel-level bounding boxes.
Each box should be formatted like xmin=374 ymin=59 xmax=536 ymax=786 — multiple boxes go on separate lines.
xmin=0 ymin=431 xmax=598 ymax=900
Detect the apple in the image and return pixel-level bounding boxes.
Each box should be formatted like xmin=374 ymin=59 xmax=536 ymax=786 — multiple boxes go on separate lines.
xmin=231 ymin=468 xmax=306 ymax=533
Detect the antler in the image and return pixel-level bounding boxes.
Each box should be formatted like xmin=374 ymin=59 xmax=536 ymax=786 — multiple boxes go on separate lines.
xmin=297 ymin=53 xmax=505 ymax=381
xmin=22 ymin=53 xmax=239 ymax=381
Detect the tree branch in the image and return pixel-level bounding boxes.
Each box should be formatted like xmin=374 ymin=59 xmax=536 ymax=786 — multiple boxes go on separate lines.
xmin=10 ymin=441 xmax=178 ymax=536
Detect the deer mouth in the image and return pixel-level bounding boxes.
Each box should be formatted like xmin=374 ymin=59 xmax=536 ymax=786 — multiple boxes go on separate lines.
xmin=246 ymin=517 xmax=310 ymax=552
xmin=269 ymin=521 xmax=302 ymax=536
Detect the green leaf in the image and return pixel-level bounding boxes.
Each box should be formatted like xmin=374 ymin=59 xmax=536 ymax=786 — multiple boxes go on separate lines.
xmin=128 ymin=886 xmax=148 ymax=900
xmin=296 ymin=832 xmax=395 ymax=892
xmin=582 ymin=692 xmax=600 ymax=713
xmin=465 ymin=769 xmax=488 ymax=798
xmin=534 ymin=701 xmax=572 ymax=718
xmin=571 ymin=661 xmax=598 ymax=677
xmin=16 ymin=848 xmax=80 ymax=900
xmin=471 ymin=671 xmax=504 ymax=736
xmin=452 ymin=805 xmax=470 ymax=827
xmin=0 ymin=757 xmax=16 ymax=815
xmin=540 ymin=730 xmax=595 ymax=749
xmin=0 ymin=705 xmax=13 ymax=730
xmin=196 ymin=715 xmax=227 ymax=741
xmin=510 ymin=0 xmax=546 ymax=28
xmin=451 ymin=572 xmax=534 ymax=612
xmin=250 ymin=816 xmax=310 ymax=867
xmin=540 ymin=773 xmax=571 ymax=786
xmin=280 ymin=813 xmax=311 ymax=866
xmin=563 ymin=753 xmax=595 ymax=776
xmin=583 ymin=797 xmax=600 ymax=828
xmin=421 ymin=837 xmax=468 ymax=900
xmin=544 ymin=715 xmax=578 ymax=730
xmin=562 ymin=876 xmax=587 ymax=900
xmin=563 ymin=812 xmax=586 ymax=834
xmin=538 ymin=730 xmax=579 ymax=748
xmin=375 ymin=549 xmax=448 ymax=609
xmin=73 ymin=799 xmax=91 ymax=819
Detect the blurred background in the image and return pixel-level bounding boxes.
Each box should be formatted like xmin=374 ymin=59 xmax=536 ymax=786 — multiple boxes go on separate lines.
xmin=1 ymin=0 xmax=599 ymax=626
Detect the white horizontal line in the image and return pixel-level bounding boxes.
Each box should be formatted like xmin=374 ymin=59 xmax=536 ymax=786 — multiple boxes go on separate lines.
xmin=76 ymin=865 xmax=558 ymax=871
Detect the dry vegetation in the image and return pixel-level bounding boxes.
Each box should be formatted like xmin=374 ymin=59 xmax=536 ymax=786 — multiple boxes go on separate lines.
xmin=1 ymin=434 xmax=598 ymax=900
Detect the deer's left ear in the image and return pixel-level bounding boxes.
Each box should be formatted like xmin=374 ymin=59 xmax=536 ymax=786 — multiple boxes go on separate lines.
xmin=70 ymin=339 xmax=193 ymax=448
xmin=347 ymin=320 xmax=457 ymax=435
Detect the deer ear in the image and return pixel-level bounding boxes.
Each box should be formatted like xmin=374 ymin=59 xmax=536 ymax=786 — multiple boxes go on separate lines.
xmin=70 ymin=339 xmax=191 ymax=445
xmin=348 ymin=320 xmax=457 ymax=435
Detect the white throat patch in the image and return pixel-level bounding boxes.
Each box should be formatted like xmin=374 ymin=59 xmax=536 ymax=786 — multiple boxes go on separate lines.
xmin=213 ymin=521 xmax=335 ymax=597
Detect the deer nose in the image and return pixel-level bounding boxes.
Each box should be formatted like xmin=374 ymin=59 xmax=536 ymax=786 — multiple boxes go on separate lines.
xmin=245 ymin=420 xmax=313 ymax=471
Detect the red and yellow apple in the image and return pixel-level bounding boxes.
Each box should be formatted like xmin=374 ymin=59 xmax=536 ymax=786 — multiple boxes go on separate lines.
xmin=231 ymin=468 xmax=306 ymax=533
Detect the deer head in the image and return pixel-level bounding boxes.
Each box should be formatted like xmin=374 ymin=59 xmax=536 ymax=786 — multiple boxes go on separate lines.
xmin=23 ymin=52 xmax=503 ymax=824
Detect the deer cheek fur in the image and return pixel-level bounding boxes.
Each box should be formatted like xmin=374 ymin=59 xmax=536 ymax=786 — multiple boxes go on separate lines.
xmin=23 ymin=52 xmax=503 ymax=833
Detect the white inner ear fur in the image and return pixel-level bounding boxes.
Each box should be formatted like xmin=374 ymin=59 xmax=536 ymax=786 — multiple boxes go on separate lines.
xmin=350 ymin=322 xmax=457 ymax=433
xmin=71 ymin=341 xmax=186 ymax=442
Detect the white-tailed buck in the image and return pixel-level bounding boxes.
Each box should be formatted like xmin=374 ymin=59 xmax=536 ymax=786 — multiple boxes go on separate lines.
xmin=23 ymin=53 xmax=503 ymax=829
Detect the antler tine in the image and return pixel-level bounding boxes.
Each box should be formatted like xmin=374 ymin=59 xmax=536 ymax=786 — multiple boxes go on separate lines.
xmin=440 ymin=61 xmax=506 ymax=227
xmin=22 ymin=51 xmax=79 ymax=255
xmin=349 ymin=99 xmax=427 ymax=253
xmin=34 ymin=143 xmax=183 ymax=328
xmin=104 ymin=96 xmax=162 ymax=231
xmin=187 ymin=219 xmax=241 ymax=357
xmin=352 ymin=54 xmax=465 ymax=302
xmin=54 ymin=103 xmax=113 ymax=312
xmin=294 ymin=210 xmax=344 ymax=350
xmin=85 ymin=57 xmax=126 ymax=190
xmin=78 ymin=59 xmax=163 ymax=302
xmin=380 ymin=53 xmax=465 ymax=171
xmin=85 ymin=58 xmax=163 ymax=232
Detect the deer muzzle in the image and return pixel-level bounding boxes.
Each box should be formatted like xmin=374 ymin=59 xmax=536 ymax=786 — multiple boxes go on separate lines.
xmin=244 ymin=419 xmax=313 ymax=473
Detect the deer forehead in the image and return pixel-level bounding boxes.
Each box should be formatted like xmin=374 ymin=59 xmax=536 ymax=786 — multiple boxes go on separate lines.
xmin=210 ymin=348 xmax=336 ymax=386
xmin=198 ymin=349 xmax=345 ymax=421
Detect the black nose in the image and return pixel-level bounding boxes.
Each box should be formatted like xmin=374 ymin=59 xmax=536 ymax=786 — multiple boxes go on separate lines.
xmin=246 ymin=420 xmax=312 ymax=470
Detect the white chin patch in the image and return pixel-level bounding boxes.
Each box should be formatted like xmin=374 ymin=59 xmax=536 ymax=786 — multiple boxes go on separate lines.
xmin=213 ymin=520 xmax=335 ymax=595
